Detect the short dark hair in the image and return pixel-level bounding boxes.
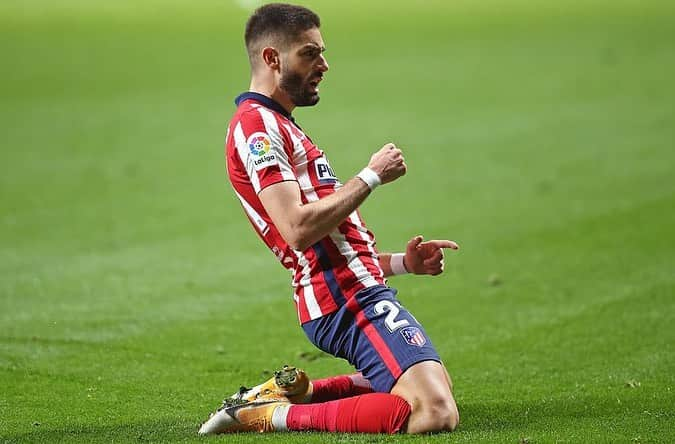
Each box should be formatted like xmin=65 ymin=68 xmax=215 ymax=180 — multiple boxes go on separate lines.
xmin=245 ymin=3 xmax=320 ymax=67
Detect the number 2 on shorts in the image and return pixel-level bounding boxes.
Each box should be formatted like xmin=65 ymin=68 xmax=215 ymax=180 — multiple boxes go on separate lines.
xmin=374 ymin=300 xmax=410 ymax=333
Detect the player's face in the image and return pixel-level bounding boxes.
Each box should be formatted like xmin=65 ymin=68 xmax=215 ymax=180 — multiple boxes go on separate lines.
xmin=280 ymin=28 xmax=329 ymax=107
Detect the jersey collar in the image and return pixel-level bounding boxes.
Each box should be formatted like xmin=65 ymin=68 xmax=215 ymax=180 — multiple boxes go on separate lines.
xmin=235 ymin=92 xmax=296 ymax=123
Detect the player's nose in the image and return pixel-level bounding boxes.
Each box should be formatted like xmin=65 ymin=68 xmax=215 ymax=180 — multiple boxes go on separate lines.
xmin=318 ymin=54 xmax=329 ymax=72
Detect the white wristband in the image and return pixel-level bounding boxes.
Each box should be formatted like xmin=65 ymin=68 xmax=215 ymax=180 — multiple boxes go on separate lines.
xmin=356 ymin=167 xmax=381 ymax=191
xmin=390 ymin=253 xmax=409 ymax=275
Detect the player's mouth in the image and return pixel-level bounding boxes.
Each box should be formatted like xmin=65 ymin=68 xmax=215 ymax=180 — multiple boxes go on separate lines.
xmin=308 ymin=76 xmax=323 ymax=93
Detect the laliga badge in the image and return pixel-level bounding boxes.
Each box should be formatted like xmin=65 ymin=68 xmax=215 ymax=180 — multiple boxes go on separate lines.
xmin=246 ymin=132 xmax=277 ymax=170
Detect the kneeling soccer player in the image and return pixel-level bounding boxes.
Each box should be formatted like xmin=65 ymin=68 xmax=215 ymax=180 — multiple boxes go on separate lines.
xmin=199 ymin=3 xmax=460 ymax=435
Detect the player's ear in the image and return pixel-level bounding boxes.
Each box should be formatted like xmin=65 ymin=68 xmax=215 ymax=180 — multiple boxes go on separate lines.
xmin=261 ymin=47 xmax=281 ymax=71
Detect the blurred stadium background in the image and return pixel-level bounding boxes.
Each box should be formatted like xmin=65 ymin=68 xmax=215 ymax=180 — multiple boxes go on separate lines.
xmin=1 ymin=0 xmax=673 ymax=442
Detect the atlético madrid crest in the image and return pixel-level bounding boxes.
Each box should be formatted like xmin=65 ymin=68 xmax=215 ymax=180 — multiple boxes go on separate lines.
xmin=401 ymin=326 xmax=426 ymax=347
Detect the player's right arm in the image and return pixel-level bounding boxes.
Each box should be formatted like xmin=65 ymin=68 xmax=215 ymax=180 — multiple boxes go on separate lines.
xmin=259 ymin=143 xmax=406 ymax=251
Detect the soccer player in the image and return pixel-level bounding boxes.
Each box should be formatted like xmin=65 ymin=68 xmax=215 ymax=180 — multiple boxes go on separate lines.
xmin=199 ymin=3 xmax=460 ymax=435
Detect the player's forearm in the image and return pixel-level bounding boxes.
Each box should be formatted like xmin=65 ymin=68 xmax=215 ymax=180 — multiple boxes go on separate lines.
xmin=262 ymin=144 xmax=407 ymax=251
xmin=291 ymin=144 xmax=408 ymax=250
xmin=292 ymin=177 xmax=371 ymax=251
xmin=380 ymin=253 xmax=394 ymax=277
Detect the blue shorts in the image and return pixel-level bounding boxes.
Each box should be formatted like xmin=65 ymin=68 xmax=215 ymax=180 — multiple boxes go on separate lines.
xmin=302 ymin=285 xmax=441 ymax=393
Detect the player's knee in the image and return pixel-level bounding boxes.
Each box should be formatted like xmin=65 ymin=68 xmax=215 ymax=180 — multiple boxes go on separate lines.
xmin=442 ymin=401 xmax=460 ymax=432
xmin=429 ymin=396 xmax=459 ymax=432
xmin=417 ymin=396 xmax=459 ymax=433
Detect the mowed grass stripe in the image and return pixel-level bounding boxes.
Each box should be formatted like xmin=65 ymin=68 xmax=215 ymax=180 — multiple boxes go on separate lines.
xmin=2 ymin=0 xmax=675 ymax=442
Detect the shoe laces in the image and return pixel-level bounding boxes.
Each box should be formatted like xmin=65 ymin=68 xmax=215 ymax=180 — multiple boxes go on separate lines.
xmin=218 ymin=386 xmax=250 ymax=411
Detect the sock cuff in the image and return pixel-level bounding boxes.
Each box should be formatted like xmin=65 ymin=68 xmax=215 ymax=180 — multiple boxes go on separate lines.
xmin=271 ymin=404 xmax=291 ymax=431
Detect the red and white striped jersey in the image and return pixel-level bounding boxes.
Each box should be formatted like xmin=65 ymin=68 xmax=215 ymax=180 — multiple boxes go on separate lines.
xmin=225 ymin=92 xmax=386 ymax=324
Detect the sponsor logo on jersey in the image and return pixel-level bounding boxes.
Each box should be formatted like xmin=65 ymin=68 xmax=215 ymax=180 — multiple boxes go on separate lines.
xmin=247 ymin=132 xmax=277 ymax=170
xmin=315 ymin=157 xmax=338 ymax=183
xmin=400 ymin=326 xmax=427 ymax=347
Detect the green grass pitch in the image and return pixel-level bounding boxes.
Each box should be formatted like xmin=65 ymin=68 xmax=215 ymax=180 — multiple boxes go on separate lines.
xmin=1 ymin=0 xmax=674 ymax=442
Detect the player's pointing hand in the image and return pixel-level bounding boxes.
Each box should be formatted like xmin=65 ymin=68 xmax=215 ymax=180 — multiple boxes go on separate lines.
xmin=404 ymin=235 xmax=460 ymax=276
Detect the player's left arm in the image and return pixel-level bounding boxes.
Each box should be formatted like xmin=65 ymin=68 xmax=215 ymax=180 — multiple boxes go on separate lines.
xmin=380 ymin=235 xmax=460 ymax=277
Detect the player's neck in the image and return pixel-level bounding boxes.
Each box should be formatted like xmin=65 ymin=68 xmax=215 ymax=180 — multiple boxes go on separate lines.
xmin=249 ymin=80 xmax=295 ymax=115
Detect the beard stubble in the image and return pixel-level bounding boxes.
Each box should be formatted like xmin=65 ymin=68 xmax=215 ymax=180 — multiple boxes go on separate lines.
xmin=279 ymin=68 xmax=320 ymax=107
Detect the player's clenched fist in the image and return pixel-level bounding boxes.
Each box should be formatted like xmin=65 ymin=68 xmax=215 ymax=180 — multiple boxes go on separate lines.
xmin=368 ymin=143 xmax=407 ymax=184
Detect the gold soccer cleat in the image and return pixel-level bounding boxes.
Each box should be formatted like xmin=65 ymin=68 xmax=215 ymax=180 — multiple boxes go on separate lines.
xmin=232 ymin=365 xmax=311 ymax=404
xmin=198 ymin=397 xmax=289 ymax=435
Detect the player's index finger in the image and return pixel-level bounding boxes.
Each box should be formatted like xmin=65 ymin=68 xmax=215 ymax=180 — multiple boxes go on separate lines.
xmin=423 ymin=240 xmax=460 ymax=250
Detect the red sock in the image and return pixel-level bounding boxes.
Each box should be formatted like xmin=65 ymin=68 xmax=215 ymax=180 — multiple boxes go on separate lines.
xmin=310 ymin=374 xmax=374 ymax=402
xmin=286 ymin=393 xmax=410 ymax=434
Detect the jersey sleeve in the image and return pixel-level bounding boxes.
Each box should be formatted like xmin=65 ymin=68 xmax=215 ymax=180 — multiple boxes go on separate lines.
xmin=231 ymin=107 xmax=296 ymax=193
